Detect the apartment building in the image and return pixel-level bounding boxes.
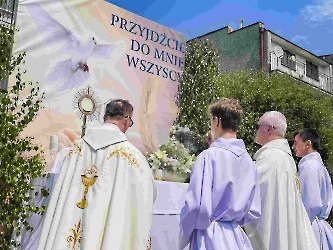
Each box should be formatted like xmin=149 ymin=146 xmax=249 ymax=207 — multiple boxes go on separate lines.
xmin=189 ymin=22 xmax=333 ymax=95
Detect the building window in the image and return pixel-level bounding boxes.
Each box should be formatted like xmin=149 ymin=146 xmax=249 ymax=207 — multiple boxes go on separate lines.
xmin=0 ymin=0 xmax=15 ymax=10
xmin=1 ymin=0 xmax=16 ymax=27
xmin=281 ymin=50 xmax=296 ymax=70
xmin=306 ymin=61 xmax=319 ymax=81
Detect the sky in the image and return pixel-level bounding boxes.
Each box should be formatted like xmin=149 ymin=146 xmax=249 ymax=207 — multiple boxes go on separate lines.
xmin=107 ymin=0 xmax=333 ymax=56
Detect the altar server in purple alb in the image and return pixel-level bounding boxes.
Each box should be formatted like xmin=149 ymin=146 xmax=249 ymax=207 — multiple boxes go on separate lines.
xmin=179 ymin=98 xmax=261 ymax=250
xmin=293 ymin=128 xmax=333 ymax=250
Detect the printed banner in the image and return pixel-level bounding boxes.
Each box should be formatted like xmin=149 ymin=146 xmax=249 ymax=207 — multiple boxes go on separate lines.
xmin=9 ymin=0 xmax=186 ymax=168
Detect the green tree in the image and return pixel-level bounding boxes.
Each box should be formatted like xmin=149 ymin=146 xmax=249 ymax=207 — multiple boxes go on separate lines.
xmin=176 ymin=40 xmax=220 ymax=153
xmin=0 ymin=25 xmax=15 ymax=82
xmin=216 ymin=69 xmax=333 ymax=231
xmin=176 ymin=42 xmax=333 ymax=166
xmin=177 ymin=43 xmax=333 ymax=227
xmin=213 ymin=70 xmax=333 ymax=165
xmin=0 ymin=26 xmax=47 ymax=248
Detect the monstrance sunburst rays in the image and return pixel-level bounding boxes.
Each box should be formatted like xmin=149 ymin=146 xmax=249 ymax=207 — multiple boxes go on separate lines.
xmin=72 ymin=154 xmax=110 ymax=191
xmin=73 ymin=86 xmax=102 ymax=137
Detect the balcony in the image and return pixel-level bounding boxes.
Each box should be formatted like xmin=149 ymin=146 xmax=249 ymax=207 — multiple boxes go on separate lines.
xmin=0 ymin=0 xmax=17 ymax=90
xmin=0 ymin=0 xmax=17 ymax=28
xmin=270 ymin=52 xmax=333 ymax=94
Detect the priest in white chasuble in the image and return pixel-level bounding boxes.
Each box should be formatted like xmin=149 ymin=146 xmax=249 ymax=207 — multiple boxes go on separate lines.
xmin=37 ymin=99 xmax=157 ymax=250
xmin=244 ymin=111 xmax=319 ymax=250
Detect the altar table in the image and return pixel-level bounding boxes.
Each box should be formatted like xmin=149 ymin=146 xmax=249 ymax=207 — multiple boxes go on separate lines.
xmin=151 ymin=180 xmax=189 ymax=250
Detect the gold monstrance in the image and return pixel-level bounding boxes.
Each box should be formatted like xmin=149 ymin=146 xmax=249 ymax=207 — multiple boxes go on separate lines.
xmin=73 ymin=86 xmax=101 ymax=137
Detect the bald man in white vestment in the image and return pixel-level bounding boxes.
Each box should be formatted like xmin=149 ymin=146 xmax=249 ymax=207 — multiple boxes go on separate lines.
xmin=37 ymin=99 xmax=157 ymax=250
xmin=244 ymin=111 xmax=319 ymax=250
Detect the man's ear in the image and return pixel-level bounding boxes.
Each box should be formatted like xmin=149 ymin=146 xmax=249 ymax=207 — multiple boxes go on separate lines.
xmin=306 ymin=140 xmax=312 ymax=149
xmin=124 ymin=117 xmax=129 ymax=126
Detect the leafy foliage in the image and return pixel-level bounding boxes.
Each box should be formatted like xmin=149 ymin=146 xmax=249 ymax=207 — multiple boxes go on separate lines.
xmin=177 ymin=39 xmax=333 ymax=227
xmin=177 ymin=42 xmax=333 ymax=162
xmin=0 ymin=26 xmax=47 ymax=248
xmin=0 ymin=26 xmax=19 ymax=82
xmin=213 ymin=70 xmax=333 ymax=164
xmin=176 ymin=40 xmax=220 ymax=153
xmin=177 ymin=40 xmax=333 ymax=164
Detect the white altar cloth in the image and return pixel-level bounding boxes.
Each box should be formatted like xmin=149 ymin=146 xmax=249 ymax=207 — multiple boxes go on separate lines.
xmin=153 ymin=181 xmax=188 ymax=215
xmin=151 ymin=181 xmax=189 ymax=250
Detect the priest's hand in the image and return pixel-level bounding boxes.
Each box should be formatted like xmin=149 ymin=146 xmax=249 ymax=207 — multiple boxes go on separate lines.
xmin=58 ymin=129 xmax=81 ymax=150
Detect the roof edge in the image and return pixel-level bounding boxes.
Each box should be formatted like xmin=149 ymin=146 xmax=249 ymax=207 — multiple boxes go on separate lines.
xmin=187 ymin=21 xmax=264 ymax=42
xmin=267 ymin=29 xmax=330 ymax=65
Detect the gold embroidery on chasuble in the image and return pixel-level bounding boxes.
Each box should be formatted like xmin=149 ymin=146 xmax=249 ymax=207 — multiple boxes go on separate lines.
xmin=67 ymin=219 xmax=82 ymax=250
xmin=295 ymin=172 xmax=302 ymax=194
xmin=67 ymin=144 xmax=83 ymax=158
xmin=77 ymin=165 xmax=98 ymax=209
xmin=107 ymin=146 xmax=143 ymax=173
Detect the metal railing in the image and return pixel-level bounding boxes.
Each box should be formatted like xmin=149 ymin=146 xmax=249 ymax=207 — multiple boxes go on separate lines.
xmin=0 ymin=0 xmax=18 ymax=90
xmin=270 ymin=52 xmax=333 ymax=94
xmin=0 ymin=0 xmax=17 ymax=28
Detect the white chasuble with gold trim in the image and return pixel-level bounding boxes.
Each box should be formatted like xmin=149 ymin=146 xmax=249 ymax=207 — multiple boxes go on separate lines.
xmin=37 ymin=124 xmax=157 ymax=250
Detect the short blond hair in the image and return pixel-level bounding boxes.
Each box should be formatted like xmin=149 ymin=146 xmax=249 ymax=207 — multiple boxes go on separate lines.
xmin=208 ymin=98 xmax=244 ymax=131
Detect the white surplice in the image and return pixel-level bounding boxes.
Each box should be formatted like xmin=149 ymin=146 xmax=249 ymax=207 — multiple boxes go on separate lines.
xmin=244 ymin=139 xmax=319 ymax=250
xmin=37 ymin=124 xmax=157 ymax=250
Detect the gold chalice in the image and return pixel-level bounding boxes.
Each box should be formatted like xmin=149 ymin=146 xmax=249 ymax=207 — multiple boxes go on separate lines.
xmin=77 ymin=175 xmax=98 ymax=209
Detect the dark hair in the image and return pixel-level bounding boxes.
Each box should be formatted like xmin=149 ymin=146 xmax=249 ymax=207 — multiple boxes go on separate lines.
xmin=104 ymin=99 xmax=133 ymax=120
xmin=298 ymin=128 xmax=320 ymax=151
xmin=208 ymin=98 xmax=244 ymax=132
